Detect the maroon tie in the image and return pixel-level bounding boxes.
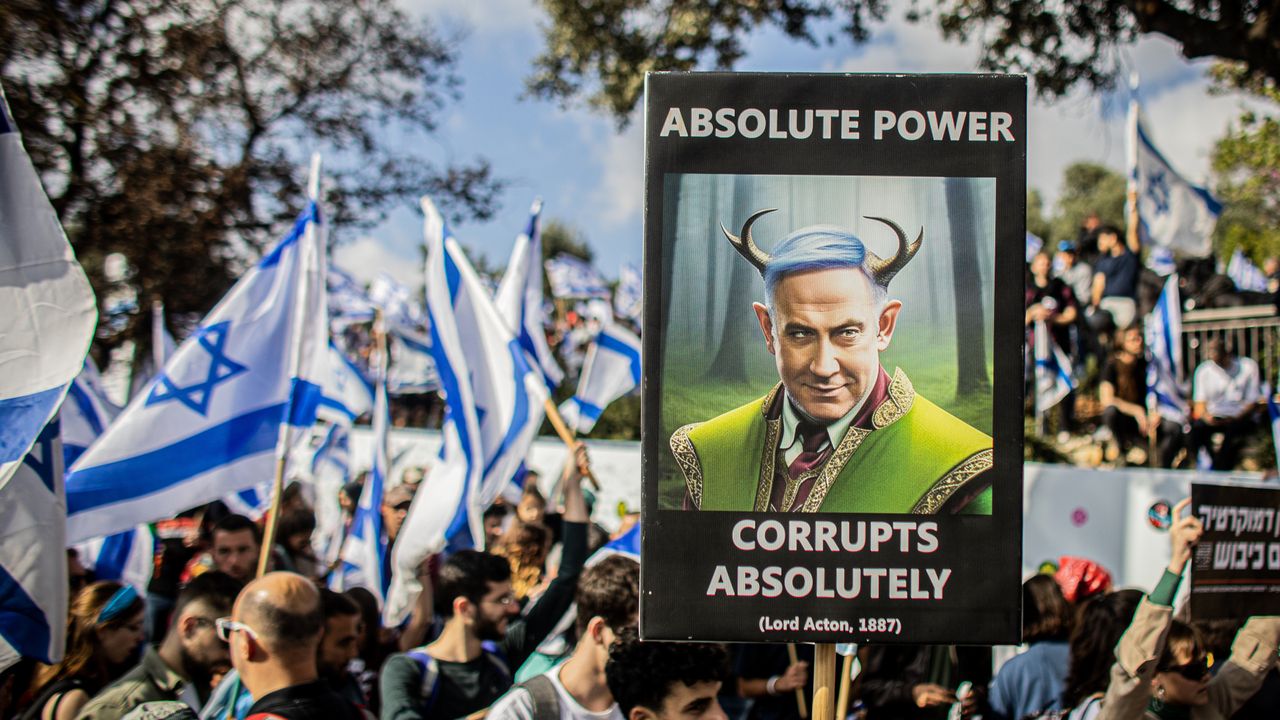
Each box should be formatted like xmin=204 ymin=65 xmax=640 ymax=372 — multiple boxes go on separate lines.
xmin=787 ymin=421 xmax=830 ymax=479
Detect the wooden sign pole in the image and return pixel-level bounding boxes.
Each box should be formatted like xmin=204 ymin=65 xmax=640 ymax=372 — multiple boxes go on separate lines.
xmin=811 ymin=644 xmax=837 ymax=720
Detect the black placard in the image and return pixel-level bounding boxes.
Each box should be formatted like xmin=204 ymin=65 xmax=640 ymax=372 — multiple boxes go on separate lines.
xmin=1191 ymin=483 xmax=1280 ymax=620
xmin=640 ymin=73 xmax=1025 ymax=644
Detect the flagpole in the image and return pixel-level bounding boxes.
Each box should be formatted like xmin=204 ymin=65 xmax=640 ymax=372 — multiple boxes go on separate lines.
xmin=811 ymin=643 xmax=836 ymax=720
xmin=542 ymin=398 xmax=600 ymax=490
xmin=257 ymin=153 xmax=323 ymax=578
xmin=787 ymin=644 xmax=809 ymax=719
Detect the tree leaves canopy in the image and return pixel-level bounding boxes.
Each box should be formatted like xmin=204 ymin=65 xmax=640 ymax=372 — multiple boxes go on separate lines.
xmin=0 ymin=0 xmax=503 ymax=355
xmin=529 ymin=0 xmax=1280 ymax=124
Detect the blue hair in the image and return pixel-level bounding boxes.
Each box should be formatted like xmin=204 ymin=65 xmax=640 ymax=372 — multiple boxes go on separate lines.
xmin=762 ymin=226 xmax=883 ymax=306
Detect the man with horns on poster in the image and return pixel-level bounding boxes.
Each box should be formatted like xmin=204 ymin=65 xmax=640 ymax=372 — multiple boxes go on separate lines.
xmin=671 ymin=209 xmax=993 ymax=514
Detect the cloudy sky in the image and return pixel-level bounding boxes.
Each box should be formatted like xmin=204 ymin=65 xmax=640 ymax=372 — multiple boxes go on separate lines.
xmin=335 ymin=1 xmax=1267 ymax=287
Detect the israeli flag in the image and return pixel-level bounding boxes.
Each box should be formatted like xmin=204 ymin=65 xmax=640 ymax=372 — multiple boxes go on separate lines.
xmin=1025 ymin=232 xmax=1044 ymax=263
xmin=496 ymin=199 xmax=564 ymax=389
xmin=62 ymin=359 xmax=156 ymax=592
xmin=560 ymin=322 xmax=641 ymax=433
xmin=1226 ymin=249 xmax=1268 ymax=292
xmin=66 ymin=190 xmax=329 ymax=543
xmin=613 ymin=263 xmax=642 ymax=323
xmin=317 ymin=341 xmax=374 ymax=426
xmin=545 ymin=253 xmax=611 ymax=300
xmin=75 ymin=524 xmax=154 ymax=593
xmin=1145 ymin=274 xmax=1189 ymax=424
xmin=62 ymin=358 xmax=121 ymax=467
xmin=1128 ymin=101 xmax=1220 ymax=257
xmin=387 ymin=327 xmax=439 ymax=395
xmin=1146 ymin=246 xmax=1177 ymax=276
xmin=0 ymin=87 xmax=97 ymax=488
xmin=0 ymin=419 xmax=69 ymax=671
xmin=384 ymin=197 xmax=548 ymax=624
xmin=329 ymin=266 xmax=377 ymax=328
xmin=1033 ymin=320 xmax=1074 ymax=415
xmin=369 ymin=272 xmax=426 ymax=332
xmin=591 ymin=522 xmax=640 ymax=563
xmin=333 ymin=354 xmax=389 ymax=603
xmin=311 ymin=424 xmax=351 ymax=568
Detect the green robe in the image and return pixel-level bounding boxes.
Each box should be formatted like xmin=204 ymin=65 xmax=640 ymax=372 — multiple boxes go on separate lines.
xmin=669 ymin=368 xmax=993 ymax=514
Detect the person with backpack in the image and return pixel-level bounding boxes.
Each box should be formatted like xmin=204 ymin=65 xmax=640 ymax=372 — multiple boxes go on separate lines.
xmin=488 ymin=555 xmax=640 ymax=720
xmin=378 ymin=445 xmax=592 ymax=720
xmin=220 ymin=572 xmax=367 ymax=720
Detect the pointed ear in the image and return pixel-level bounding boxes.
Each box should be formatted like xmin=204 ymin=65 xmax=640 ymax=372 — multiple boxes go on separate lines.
xmin=753 ymin=303 xmax=776 ymax=355
xmin=876 ymin=300 xmax=902 ymax=351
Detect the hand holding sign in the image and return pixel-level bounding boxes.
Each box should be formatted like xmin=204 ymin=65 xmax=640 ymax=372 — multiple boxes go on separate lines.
xmin=1169 ymin=497 xmax=1204 ymax=575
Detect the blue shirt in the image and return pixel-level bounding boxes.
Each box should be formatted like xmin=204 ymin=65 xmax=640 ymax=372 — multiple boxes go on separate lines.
xmin=987 ymin=640 xmax=1070 ymax=720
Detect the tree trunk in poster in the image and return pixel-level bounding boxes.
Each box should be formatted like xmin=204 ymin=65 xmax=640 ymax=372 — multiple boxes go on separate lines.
xmin=945 ymin=178 xmax=991 ymax=397
xmin=704 ymin=179 xmax=757 ymax=382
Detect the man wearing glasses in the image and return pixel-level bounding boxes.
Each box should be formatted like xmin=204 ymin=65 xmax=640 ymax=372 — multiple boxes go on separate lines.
xmin=79 ymin=572 xmax=241 ymax=720
xmin=378 ymin=450 xmax=593 ymax=720
xmin=218 ymin=572 xmax=366 ymax=719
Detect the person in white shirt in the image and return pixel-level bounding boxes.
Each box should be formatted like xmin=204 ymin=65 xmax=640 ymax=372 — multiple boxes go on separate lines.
xmin=488 ymin=555 xmax=640 ymax=720
xmin=1190 ymin=337 xmax=1263 ymax=469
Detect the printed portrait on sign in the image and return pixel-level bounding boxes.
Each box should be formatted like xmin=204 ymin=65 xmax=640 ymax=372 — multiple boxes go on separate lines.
xmin=659 ymin=174 xmax=995 ymax=515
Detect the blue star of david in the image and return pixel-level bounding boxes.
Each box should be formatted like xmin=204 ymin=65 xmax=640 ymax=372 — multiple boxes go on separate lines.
xmin=146 ymin=321 xmax=248 ymax=416
xmin=21 ymin=419 xmax=60 ymax=492
xmin=1146 ymin=168 xmax=1170 ymax=215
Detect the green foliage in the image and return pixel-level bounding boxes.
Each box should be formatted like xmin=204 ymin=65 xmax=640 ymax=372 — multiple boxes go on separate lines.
xmin=529 ymin=0 xmax=1280 ymax=123
xmin=1211 ymin=109 xmax=1280 ymax=263
xmin=0 ymin=0 xmax=502 ymax=358
xmin=542 ymin=219 xmax=595 ymax=263
xmin=1049 ymin=163 xmax=1127 ymax=244
xmin=1027 ymin=189 xmax=1053 ymax=244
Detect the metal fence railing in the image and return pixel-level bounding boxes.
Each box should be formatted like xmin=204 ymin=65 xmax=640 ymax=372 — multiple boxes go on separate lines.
xmin=1180 ymin=305 xmax=1280 ymax=385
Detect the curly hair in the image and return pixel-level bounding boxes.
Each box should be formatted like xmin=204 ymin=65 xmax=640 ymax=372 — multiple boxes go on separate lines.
xmin=1061 ymin=588 xmax=1143 ymax=708
xmin=605 ymin=627 xmax=729 ymax=715
xmin=493 ymin=522 xmax=551 ymax=601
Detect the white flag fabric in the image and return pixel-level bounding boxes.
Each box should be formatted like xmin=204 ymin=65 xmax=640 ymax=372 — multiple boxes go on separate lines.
xmin=328 ymin=266 xmax=377 ymax=328
xmin=311 ymin=424 xmax=351 ymax=568
xmin=613 ymin=263 xmax=642 ymax=323
xmin=0 ymin=88 xmax=97 ymax=488
xmin=317 ymin=341 xmax=374 ymax=426
xmin=496 ymin=199 xmax=564 ymax=389
xmin=560 ymin=322 xmax=641 ymax=433
xmin=1226 ymin=249 xmax=1268 ymax=292
xmin=0 ymin=419 xmax=69 ymax=671
xmin=62 ymin=357 xmax=121 ymax=467
xmin=1033 ymin=320 xmax=1074 ymax=415
xmin=61 ymin=358 xmax=156 ymax=592
xmin=75 ymin=524 xmax=154 ymax=594
xmin=387 ymin=327 xmax=439 ymax=395
xmin=153 ymin=301 xmax=178 ymax=369
xmin=369 ymin=272 xmax=426 ymax=333
xmin=1145 ymin=274 xmax=1189 ymax=424
xmin=1128 ymin=101 xmax=1220 ymax=257
xmin=545 ymin=253 xmax=610 ymax=299
xmin=66 ymin=198 xmax=328 ymax=543
xmin=384 ymin=197 xmax=549 ymax=625
xmin=333 ymin=351 xmax=389 ymax=603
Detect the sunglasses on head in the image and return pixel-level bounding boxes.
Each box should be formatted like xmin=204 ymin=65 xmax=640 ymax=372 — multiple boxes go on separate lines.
xmin=1162 ymin=655 xmax=1212 ymax=680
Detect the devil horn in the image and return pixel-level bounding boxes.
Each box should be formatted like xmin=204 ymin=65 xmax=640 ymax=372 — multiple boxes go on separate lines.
xmin=721 ymin=208 xmax=777 ymax=274
xmin=862 ymin=216 xmax=922 ymax=288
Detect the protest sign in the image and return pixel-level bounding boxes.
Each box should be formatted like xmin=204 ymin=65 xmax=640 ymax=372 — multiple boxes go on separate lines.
xmin=1191 ymin=482 xmax=1280 ymax=619
xmin=640 ymin=73 xmax=1025 ymax=644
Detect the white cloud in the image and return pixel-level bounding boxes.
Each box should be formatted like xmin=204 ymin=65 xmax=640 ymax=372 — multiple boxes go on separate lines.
xmin=585 ymin=118 xmax=645 ymax=229
xmin=333 ymin=236 xmax=423 ymax=288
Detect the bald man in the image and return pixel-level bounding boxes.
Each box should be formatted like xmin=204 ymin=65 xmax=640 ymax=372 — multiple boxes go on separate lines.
xmin=219 ymin=572 xmax=366 ymax=720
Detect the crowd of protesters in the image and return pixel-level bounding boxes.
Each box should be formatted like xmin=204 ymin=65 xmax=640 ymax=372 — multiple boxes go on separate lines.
xmin=1026 ymin=210 xmax=1278 ymax=472
xmin=3 ymin=429 xmax=1277 ymax=720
